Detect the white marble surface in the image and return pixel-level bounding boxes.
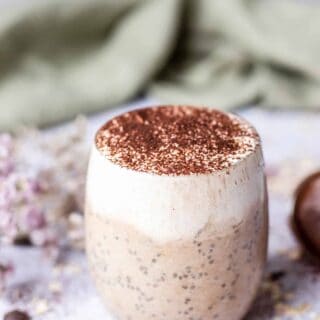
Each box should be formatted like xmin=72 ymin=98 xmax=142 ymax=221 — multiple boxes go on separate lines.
xmin=1 ymin=101 xmax=320 ymax=319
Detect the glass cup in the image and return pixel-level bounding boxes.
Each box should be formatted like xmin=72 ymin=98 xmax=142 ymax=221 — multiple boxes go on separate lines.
xmin=85 ymin=106 xmax=268 ymax=320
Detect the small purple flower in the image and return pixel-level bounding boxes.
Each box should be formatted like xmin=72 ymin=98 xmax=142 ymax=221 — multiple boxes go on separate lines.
xmin=0 ymin=262 xmax=14 ymax=290
xmin=0 ymin=121 xmax=87 ymax=249
xmin=0 ymin=210 xmax=17 ymax=238
xmin=0 ymin=134 xmax=13 ymax=156
xmin=25 ymin=207 xmax=46 ymax=230
xmin=0 ymin=161 xmax=14 ymax=177
xmin=30 ymin=228 xmax=58 ymax=247
xmin=0 ymin=134 xmax=14 ymax=177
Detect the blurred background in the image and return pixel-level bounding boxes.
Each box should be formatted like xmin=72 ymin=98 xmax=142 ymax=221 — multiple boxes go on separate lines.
xmin=0 ymin=0 xmax=320 ymax=319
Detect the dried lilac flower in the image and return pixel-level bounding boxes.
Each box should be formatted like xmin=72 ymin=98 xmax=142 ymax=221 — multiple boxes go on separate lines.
xmin=0 ymin=118 xmax=88 ymax=250
xmin=0 ymin=136 xmax=48 ymax=245
xmin=0 ymin=262 xmax=14 ymax=291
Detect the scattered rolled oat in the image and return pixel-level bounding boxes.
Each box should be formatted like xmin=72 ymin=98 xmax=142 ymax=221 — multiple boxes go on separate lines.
xmin=277 ymin=248 xmax=302 ymax=261
xmin=275 ymin=302 xmax=310 ymax=317
xmin=48 ymin=281 xmax=63 ymax=294
xmin=32 ymin=299 xmax=50 ymax=316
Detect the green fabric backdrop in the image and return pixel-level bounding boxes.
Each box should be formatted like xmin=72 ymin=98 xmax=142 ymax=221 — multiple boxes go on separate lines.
xmin=1 ymin=0 xmax=320 ymax=130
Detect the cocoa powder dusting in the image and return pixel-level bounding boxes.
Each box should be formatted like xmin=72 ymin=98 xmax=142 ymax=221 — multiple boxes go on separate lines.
xmin=95 ymin=105 xmax=259 ymax=175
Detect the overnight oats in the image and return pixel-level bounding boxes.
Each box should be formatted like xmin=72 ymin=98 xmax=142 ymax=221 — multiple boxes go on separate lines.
xmin=85 ymin=105 xmax=268 ymax=320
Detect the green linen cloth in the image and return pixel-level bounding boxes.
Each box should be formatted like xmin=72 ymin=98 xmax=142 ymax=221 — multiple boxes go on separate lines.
xmin=1 ymin=0 xmax=320 ymax=130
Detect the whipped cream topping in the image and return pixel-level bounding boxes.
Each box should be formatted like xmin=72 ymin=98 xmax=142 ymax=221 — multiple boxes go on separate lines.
xmin=86 ymin=146 xmax=265 ymax=243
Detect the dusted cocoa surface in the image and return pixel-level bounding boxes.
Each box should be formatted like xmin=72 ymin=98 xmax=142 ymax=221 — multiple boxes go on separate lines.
xmin=96 ymin=106 xmax=259 ymax=175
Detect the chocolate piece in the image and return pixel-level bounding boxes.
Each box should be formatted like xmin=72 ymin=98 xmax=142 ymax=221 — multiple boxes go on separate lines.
xmin=96 ymin=105 xmax=259 ymax=175
xmin=4 ymin=310 xmax=30 ymax=320
xmin=13 ymin=235 xmax=32 ymax=246
xmin=269 ymin=270 xmax=286 ymax=282
xmin=292 ymin=171 xmax=320 ymax=258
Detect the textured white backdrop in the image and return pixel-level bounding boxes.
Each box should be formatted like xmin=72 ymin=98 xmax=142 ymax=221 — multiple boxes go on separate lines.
xmin=1 ymin=100 xmax=320 ymax=319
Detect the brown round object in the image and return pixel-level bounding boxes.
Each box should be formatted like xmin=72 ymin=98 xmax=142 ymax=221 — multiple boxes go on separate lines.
xmin=3 ymin=310 xmax=30 ymax=320
xmin=292 ymin=171 xmax=320 ymax=258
